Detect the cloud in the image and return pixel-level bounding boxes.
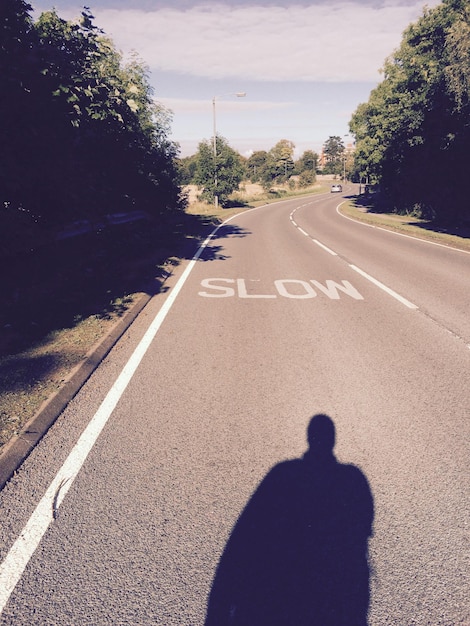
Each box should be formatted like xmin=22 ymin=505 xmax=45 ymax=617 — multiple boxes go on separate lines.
xmin=92 ymin=1 xmax=441 ymax=83
xmin=157 ymin=97 xmax=294 ymax=114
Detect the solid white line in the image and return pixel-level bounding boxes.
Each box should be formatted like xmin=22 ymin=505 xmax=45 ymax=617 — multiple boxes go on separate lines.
xmin=298 ymin=227 xmax=309 ymax=236
xmin=312 ymin=239 xmax=338 ymax=256
xmin=1 ymin=195 xmax=324 ymax=612
xmin=336 ymin=202 xmax=470 ymax=255
xmin=349 ymin=264 xmax=418 ymax=309
xmin=0 ymin=223 xmax=225 ymax=614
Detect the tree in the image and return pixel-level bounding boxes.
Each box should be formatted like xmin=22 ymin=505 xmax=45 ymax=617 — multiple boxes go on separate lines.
xmin=349 ymin=0 xmax=470 ymax=222
xmin=193 ymin=135 xmax=244 ymax=206
xmin=295 ymin=150 xmax=318 ymax=186
xmin=444 ymin=2 xmax=470 ymax=111
xmin=246 ymin=151 xmax=268 ymax=183
xmin=0 ymin=0 xmax=36 ymax=212
xmin=0 ymin=3 xmax=182 ymax=251
xmin=271 ymin=139 xmax=295 ymax=180
xmin=322 ymin=136 xmax=344 ymax=176
xmin=260 ymin=140 xmax=295 ymax=189
xmin=295 ymin=150 xmax=318 ymax=174
xmin=176 ymin=155 xmax=198 ymax=185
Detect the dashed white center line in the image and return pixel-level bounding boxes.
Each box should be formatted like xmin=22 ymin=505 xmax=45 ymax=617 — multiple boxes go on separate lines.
xmin=312 ymin=239 xmax=338 ymax=256
xmin=290 ymin=205 xmax=418 ymax=309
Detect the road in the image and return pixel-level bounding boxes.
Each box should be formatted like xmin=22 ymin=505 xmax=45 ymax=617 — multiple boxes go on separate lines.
xmin=0 ymin=186 xmax=469 ymax=625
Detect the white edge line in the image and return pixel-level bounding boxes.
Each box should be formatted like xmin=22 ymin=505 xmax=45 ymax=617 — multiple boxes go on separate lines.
xmin=336 ymin=202 xmax=470 ymax=255
xmin=349 ymin=264 xmax=418 ymax=309
xmin=1 ymin=196 xmax=314 ymax=612
xmin=0 ymin=217 xmax=236 ymax=614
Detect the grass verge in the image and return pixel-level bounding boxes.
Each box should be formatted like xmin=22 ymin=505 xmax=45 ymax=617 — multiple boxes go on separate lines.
xmin=0 ymin=211 xmax=215 ymax=452
xmin=340 ymin=197 xmax=470 ymax=253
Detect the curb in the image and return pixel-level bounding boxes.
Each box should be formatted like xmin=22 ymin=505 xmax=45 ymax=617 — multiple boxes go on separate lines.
xmin=0 ymin=291 xmax=152 ymax=491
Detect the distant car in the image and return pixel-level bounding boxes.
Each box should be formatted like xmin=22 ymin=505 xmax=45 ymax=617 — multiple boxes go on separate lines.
xmin=331 ymin=184 xmax=342 ymax=193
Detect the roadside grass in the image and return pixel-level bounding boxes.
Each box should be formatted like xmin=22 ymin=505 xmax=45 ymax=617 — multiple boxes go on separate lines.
xmin=340 ymin=196 xmax=470 ymax=253
xmin=0 ymin=212 xmax=213 ymax=451
xmin=2 ymin=181 xmax=468 ymax=454
xmin=0 ymin=313 xmax=123 ymax=447
xmin=185 ymin=181 xmax=328 ymax=221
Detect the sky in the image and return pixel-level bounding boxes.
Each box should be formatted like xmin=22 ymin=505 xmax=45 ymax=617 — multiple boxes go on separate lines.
xmin=31 ymin=0 xmax=443 ymax=158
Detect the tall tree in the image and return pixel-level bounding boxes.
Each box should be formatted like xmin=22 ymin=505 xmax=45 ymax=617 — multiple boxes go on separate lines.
xmin=350 ymin=0 xmax=470 ymax=222
xmin=0 ymin=0 xmax=36 ymax=212
xmin=1 ymin=3 xmax=182 ymax=253
xmin=295 ymin=150 xmax=318 ymax=186
xmin=260 ymin=139 xmax=295 ymax=189
xmin=176 ymin=155 xmax=198 ymax=186
xmin=322 ymin=136 xmax=344 ymax=176
xmin=271 ymin=139 xmax=295 ymax=179
xmin=193 ymin=135 xmax=244 ymax=206
xmin=246 ymin=150 xmax=268 ymax=183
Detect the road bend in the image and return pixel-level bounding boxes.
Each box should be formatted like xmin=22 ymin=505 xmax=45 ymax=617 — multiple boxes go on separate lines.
xmin=0 ymin=187 xmax=468 ymax=624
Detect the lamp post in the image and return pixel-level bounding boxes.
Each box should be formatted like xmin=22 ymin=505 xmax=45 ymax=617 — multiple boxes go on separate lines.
xmin=212 ymin=92 xmax=246 ymax=208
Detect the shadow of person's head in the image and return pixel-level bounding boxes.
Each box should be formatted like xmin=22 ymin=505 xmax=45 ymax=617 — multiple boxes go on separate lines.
xmin=307 ymin=413 xmax=336 ymax=454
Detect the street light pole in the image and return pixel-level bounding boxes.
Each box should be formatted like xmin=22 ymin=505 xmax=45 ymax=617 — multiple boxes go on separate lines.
xmin=212 ymin=92 xmax=246 ymax=209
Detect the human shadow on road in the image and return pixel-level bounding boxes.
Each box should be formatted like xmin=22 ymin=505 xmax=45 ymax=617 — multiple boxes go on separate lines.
xmin=205 ymin=414 xmax=374 ymax=626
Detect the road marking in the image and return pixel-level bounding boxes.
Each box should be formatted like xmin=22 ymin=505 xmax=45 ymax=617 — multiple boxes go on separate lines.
xmin=237 ymin=279 xmax=277 ymax=299
xmin=0 ymin=195 xmax=418 ymax=613
xmin=0 ymin=218 xmax=239 ymax=614
xmin=311 ymin=279 xmax=364 ymax=300
xmin=199 ymin=278 xmax=236 ymax=297
xmin=199 ymin=278 xmax=364 ymax=300
xmin=336 ymin=202 xmax=470 ymax=255
xmin=275 ymin=279 xmax=317 ymax=299
xmin=349 ymin=264 xmax=418 ymax=309
xmin=312 ymin=239 xmax=338 ymax=256
xmin=289 ymin=205 xmax=419 ymax=309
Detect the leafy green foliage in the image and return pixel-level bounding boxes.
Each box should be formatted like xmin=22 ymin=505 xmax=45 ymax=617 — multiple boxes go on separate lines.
xmin=321 ymin=137 xmax=345 ymax=176
xmin=187 ymin=139 xmax=320 ymax=196
xmin=261 ymin=139 xmax=295 ymax=188
xmin=350 ymin=0 xmax=470 ymax=223
xmin=177 ymin=155 xmax=198 ymax=186
xmin=193 ymin=135 xmax=244 ymax=206
xmin=1 ymin=3 xmax=182 ymax=255
xmin=294 ymin=150 xmax=318 ymax=186
xmin=246 ymin=151 xmax=269 ymax=183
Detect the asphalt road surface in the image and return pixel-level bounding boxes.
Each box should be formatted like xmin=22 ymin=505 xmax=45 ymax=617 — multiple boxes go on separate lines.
xmin=1 ymin=186 xmax=469 ymax=625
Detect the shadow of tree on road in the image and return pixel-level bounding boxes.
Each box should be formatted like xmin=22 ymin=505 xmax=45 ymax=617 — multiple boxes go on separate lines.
xmin=205 ymin=414 xmax=374 ymax=626
xmin=0 ymin=211 xmax=252 ymax=448
xmin=197 ymin=223 xmax=251 ymax=262
xmin=1 ymin=214 xmax=251 ymax=357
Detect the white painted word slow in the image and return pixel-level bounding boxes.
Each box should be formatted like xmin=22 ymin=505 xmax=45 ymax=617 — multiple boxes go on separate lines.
xmin=199 ymin=278 xmax=364 ymax=300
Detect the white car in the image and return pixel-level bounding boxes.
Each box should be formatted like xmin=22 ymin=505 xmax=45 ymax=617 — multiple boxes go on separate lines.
xmin=331 ymin=184 xmax=342 ymax=193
